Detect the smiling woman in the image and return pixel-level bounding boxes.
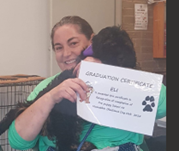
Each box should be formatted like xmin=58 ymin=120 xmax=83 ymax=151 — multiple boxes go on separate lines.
xmin=51 ymin=16 xmax=94 ymax=71
xmin=53 ymin=24 xmax=92 ymax=71
xmin=6 ymin=16 xmax=166 ymax=151
xmin=7 ymin=16 xmax=95 ymax=151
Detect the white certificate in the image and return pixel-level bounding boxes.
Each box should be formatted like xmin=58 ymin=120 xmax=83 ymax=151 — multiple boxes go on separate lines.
xmin=77 ymin=61 xmax=163 ymax=136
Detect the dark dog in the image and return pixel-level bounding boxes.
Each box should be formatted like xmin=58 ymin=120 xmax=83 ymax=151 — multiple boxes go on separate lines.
xmin=0 ymin=26 xmax=136 ymax=151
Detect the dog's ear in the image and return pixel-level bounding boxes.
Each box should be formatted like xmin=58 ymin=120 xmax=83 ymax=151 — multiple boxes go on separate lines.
xmin=0 ymin=101 xmax=32 ymax=136
xmin=0 ymin=109 xmax=18 ymax=135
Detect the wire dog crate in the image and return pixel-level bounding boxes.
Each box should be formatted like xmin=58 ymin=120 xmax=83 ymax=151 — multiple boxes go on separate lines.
xmin=0 ymin=74 xmax=45 ymax=151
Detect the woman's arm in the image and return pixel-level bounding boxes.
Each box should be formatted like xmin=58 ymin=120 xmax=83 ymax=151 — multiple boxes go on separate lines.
xmin=14 ymin=77 xmax=88 ymax=141
xmin=15 ymin=92 xmax=55 ymax=141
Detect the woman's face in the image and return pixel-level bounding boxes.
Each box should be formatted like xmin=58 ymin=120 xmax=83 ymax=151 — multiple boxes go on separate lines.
xmin=53 ymin=24 xmax=92 ymax=71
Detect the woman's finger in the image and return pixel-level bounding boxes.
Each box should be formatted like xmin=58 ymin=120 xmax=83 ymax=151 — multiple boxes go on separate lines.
xmin=84 ymin=57 xmax=102 ymax=63
xmin=64 ymin=88 xmax=77 ymax=103
xmin=73 ymin=62 xmax=81 ymax=77
xmin=69 ymin=79 xmax=88 ymax=101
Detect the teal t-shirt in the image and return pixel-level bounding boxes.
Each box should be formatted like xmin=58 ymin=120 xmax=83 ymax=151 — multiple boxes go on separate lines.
xmin=8 ymin=73 xmax=166 ymax=151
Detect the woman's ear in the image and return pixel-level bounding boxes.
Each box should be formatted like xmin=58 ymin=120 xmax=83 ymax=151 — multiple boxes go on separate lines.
xmin=90 ymin=33 xmax=95 ymax=43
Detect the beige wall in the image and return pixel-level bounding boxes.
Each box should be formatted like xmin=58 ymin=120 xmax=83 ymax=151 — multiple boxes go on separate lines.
xmin=122 ymin=0 xmax=166 ymax=73
xmin=0 ymin=0 xmax=165 ymax=78
xmin=0 ymin=0 xmax=122 ymax=77
xmin=0 ymin=1 xmax=50 ymax=77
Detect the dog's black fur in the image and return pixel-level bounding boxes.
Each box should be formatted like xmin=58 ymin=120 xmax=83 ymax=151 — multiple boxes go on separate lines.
xmin=0 ymin=26 xmax=136 ymax=151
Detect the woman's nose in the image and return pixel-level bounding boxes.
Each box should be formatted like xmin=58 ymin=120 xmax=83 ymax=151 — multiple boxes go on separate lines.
xmin=63 ymin=47 xmax=72 ymax=57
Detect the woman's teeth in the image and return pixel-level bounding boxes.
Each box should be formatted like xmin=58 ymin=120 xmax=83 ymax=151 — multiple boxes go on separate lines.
xmin=65 ymin=59 xmax=76 ymax=64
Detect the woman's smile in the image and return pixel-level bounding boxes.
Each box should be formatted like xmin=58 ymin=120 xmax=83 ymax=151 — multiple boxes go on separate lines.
xmin=65 ymin=59 xmax=77 ymax=64
xmin=53 ymin=24 xmax=92 ymax=71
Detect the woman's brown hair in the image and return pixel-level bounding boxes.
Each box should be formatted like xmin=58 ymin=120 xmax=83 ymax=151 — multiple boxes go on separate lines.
xmin=51 ymin=16 xmax=94 ymax=50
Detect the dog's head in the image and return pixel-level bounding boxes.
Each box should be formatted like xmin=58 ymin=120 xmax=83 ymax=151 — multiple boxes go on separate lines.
xmin=92 ymin=26 xmax=136 ymax=69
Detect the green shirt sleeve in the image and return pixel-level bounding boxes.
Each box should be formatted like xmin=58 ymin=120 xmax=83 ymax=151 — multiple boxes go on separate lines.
xmin=8 ymin=120 xmax=40 ymax=150
xmin=156 ymin=84 xmax=166 ymax=119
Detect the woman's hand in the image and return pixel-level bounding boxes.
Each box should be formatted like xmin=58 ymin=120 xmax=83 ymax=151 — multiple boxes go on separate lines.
xmin=14 ymin=77 xmax=89 ymax=141
xmin=48 ymin=78 xmax=89 ymax=104
xmin=49 ymin=56 xmax=102 ymax=104
xmin=73 ymin=57 xmax=102 ymax=77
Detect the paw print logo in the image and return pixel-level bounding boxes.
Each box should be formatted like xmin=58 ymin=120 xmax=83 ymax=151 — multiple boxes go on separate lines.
xmin=142 ymin=96 xmax=155 ymax=112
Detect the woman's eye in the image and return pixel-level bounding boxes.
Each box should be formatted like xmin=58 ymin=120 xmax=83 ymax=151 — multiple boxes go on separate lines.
xmin=70 ymin=42 xmax=78 ymax=46
xmin=55 ymin=47 xmax=62 ymax=51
